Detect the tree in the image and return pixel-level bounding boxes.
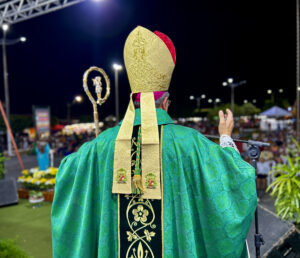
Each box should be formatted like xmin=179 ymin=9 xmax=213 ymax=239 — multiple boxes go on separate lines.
xmin=205 ymin=103 xmax=261 ymax=121
xmin=238 ymin=103 xmax=261 ymax=116
xmin=0 ymin=115 xmax=33 ymax=133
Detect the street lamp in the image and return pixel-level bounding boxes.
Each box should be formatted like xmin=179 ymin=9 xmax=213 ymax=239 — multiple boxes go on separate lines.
xmin=279 ymin=88 xmax=283 ymax=93
xmin=75 ymin=95 xmax=83 ymax=103
xmin=208 ymin=99 xmax=213 ymax=103
xmin=214 ymin=98 xmax=221 ymax=108
xmin=2 ymin=24 xmax=9 ymax=32
xmin=222 ymin=78 xmax=247 ymax=113
xmin=190 ymin=94 xmax=206 ymax=109
xmin=244 ymin=99 xmax=248 ymax=104
xmin=113 ymin=63 xmax=122 ymax=123
xmin=67 ymin=95 xmax=83 ymax=123
xmin=253 ymin=99 xmax=257 ymax=104
xmin=0 ymin=24 xmax=26 ymax=156
xmin=267 ymin=89 xmax=272 ymax=94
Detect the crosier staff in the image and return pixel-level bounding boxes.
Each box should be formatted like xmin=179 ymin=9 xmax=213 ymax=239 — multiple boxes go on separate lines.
xmin=83 ymin=66 xmax=110 ymax=137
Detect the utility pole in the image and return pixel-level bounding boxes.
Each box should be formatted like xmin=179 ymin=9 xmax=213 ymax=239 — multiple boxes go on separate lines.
xmin=0 ymin=24 xmax=26 ymax=156
xmin=113 ymin=63 xmax=122 ymax=123
xmin=297 ymin=0 xmax=300 ymax=141
xmin=222 ymin=78 xmax=247 ymax=113
xmin=2 ymin=24 xmax=12 ymax=156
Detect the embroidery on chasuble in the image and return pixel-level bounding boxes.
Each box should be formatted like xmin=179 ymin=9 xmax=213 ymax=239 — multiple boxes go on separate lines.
xmin=118 ymin=126 xmax=162 ymax=258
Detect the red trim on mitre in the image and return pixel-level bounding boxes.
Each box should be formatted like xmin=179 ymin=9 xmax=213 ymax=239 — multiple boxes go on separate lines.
xmin=154 ymin=31 xmax=176 ymax=64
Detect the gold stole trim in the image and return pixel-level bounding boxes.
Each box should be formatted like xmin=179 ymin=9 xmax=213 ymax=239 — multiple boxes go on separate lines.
xmin=141 ymin=92 xmax=161 ymax=199
xmin=113 ymin=94 xmax=135 ymax=194
xmin=113 ymin=92 xmax=161 ymax=199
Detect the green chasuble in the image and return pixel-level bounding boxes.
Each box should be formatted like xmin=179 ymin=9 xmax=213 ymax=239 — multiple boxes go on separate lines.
xmin=51 ymin=108 xmax=257 ymax=258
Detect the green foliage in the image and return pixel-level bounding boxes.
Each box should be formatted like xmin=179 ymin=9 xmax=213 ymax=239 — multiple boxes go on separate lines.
xmin=205 ymin=103 xmax=261 ymax=120
xmin=78 ymin=114 xmax=93 ymax=123
xmin=29 ymin=190 xmax=43 ymax=198
xmin=0 ymin=239 xmax=29 ymax=258
xmin=240 ymin=103 xmax=261 ymax=116
xmin=0 ymin=153 xmax=6 ymax=179
xmin=266 ymin=139 xmax=300 ymax=224
xmin=263 ymin=97 xmax=291 ymax=110
xmin=51 ymin=116 xmax=59 ymax=126
xmin=0 ymin=115 xmax=33 ymax=133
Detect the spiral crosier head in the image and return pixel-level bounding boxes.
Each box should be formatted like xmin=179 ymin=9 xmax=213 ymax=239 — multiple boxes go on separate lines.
xmin=83 ymin=67 xmax=110 ymax=107
xmin=82 ymin=66 xmax=111 ymax=136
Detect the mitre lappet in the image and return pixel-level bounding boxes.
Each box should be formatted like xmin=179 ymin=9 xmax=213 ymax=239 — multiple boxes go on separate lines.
xmin=112 ymin=26 xmax=176 ymax=199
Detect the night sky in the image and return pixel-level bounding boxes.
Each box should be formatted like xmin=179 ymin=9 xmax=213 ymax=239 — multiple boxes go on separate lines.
xmin=0 ymin=0 xmax=296 ymax=120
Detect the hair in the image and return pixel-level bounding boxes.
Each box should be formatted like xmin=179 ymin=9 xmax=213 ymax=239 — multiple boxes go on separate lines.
xmin=134 ymin=92 xmax=170 ymax=108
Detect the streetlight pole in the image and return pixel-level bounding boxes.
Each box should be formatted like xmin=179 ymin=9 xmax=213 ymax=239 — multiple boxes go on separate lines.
xmin=190 ymin=94 xmax=206 ymax=111
xmin=231 ymin=86 xmax=234 ymax=112
xmin=222 ymin=78 xmax=247 ymax=113
xmin=0 ymin=24 xmax=26 ymax=156
xmin=297 ymin=0 xmax=300 ymax=140
xmin=113 ymin=63 xmax=122 ymax=123
xmin=214 ymin=98 xmax=221 ymax=108
xmin=1 ymin=24 xmax=12 ymax=156
xmin=67 ymin=95 xmax=83 ymax=124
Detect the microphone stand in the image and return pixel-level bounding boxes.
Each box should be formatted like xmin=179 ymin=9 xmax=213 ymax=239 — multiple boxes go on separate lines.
xmin=204 ymin=134 xmax=268 ymax=258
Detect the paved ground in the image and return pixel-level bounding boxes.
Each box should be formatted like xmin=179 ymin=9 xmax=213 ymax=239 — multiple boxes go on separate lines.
xmin=4 ymin=154 xmax=63 ymax=184
xmin=246 ymin=193 xmax=294 ymax=257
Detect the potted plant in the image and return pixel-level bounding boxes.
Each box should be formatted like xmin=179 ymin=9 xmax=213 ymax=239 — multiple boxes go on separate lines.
xmin=17 ymin=167 xmax=57 ymax=202
xmin=267 ymin=139 xmax=300 ymax=226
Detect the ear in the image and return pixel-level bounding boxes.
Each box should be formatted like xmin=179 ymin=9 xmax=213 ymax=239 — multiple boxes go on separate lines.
xmin=161 ymin=96 xmax=168 ymax=112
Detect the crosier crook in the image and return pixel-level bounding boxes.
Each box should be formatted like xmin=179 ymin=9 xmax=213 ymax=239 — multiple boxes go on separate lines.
xmin=82 ymin=66 xmax=111 ymax=137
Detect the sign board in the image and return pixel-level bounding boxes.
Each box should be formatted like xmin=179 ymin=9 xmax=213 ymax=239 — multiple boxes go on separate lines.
xmin=33 ymin=106 xmax=50 ymax=138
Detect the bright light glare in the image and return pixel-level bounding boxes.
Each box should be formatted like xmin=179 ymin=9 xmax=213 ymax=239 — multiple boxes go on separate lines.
xmin=298 ymin=87 xmax=300 ymax=91
xmin=267 ymin=89 xmax=272 ymax=94
xmin=201 ymin=94 xmax=206 ymax=99
xmin=113 ymin=63 xmax=122 ymax=71
xmin=2 ymin=24 xmax=9 ymax=31
xmin=253 ymin=99 xmax=257 ymax=103
xmin=208 ymin=99 xmax=213 ymax=103
xmin=20 ymin=37 xmax=26 ymax=42
xmin=75 ymin=95 xmax=83 ymax=103
xmin=215 ymin=98 xmax=221 ymax=103
xmin=222 ymin=82 xmax=227 ymax=87
xmin=279 ymin=88 xmax=283 ymax=93
xmin=288 ymin=107 xmax=292 ymax=111
xmin=228 ymin=78 xmax=233 ymax=83
xmin=244 ymin=100 xmax=248 ymax=104
xmin=189 ymin=95 xmax=195 ymax=100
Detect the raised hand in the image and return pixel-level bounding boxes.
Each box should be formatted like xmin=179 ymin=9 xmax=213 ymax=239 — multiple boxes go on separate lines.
xmin=218 ymin=109 xmax=234 ymax=137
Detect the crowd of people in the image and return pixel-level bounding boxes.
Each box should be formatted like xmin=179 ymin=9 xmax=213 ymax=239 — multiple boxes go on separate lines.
xmin=9 ymin=117 xmax=297 ymax=194
xmin=179 ymin=118 xmax=297 ymax=195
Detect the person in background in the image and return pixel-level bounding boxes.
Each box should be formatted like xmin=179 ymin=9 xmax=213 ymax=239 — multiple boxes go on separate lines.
xmin=35 ymin=134 xmax=50 ymax=170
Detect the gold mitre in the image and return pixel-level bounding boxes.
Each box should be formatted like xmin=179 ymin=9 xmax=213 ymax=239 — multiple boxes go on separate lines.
xmin=113 ymin=26 xmax=176 ymax=199
xmin=124 ymin=26 xmax=175 ymax=93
